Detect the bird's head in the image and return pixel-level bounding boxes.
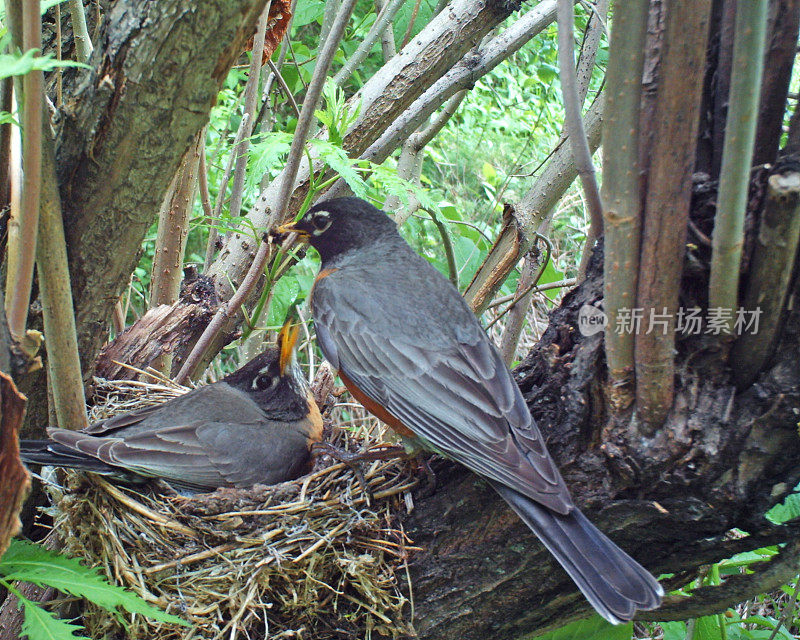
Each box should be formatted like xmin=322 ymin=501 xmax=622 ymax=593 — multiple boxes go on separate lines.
xmin=223 ymin=321 xmax=311 ymax=419
xmin=275 ymin=197 xmax=398 ymax=263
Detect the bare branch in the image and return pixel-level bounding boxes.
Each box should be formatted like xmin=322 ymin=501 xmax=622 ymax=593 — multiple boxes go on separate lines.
xmin=635 ymin=1 xmax=712 ymax=432
xmin=229 ymin=4 xmax=271 ymax=223
xmin=36 ymin=122 xmax=89 ymax=430
xmin=557 ymin=0 xmax=602 ymax=249
xmin=333 ymin=0 xmax=405 ymax=87
xmin=731 ymin=171 xmax=800 ymax=387
xmin=177 ymin=0 xmax=358 ymax=382
xmin=602 ymin=1 xmax=649 ymax=385
xmin=69 ymin=0 xmax=94 ymax=63
xmin=6 ymin=2 xmax=43 ymax=340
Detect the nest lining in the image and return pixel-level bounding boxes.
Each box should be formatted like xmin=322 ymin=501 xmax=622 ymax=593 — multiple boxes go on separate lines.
xmin=49 ymin=376 xmax=419 ymax=640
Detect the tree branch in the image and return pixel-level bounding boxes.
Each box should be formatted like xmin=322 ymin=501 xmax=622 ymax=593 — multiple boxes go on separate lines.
xmin=6 ymin=1 xmax=42 ymax=341
xmin=731 ymin=170 xmax=800 ymax=387
xmin=601 ymin=1 xmax=648 ymax=387
xmin=69 ymin=0 xmax=94 ymax=63
xmin=55 ymin=0 xmax=270 ymax=376
xmin=635 ymin=1 xmax=712 ymax=433
xmin=708 ymin=1 xmax=769 ymax=329
xmin=176 ymin=0 xmax=359 ymax=382
xmin=556 ymin=0 xmax=602 ymax=243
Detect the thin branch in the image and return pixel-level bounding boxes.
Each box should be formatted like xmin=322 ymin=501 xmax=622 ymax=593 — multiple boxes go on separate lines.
xmin=464 ymin=95 xmax=603 ymax=314
xmin=333 ymin=0 xmax=405 ymax=87
xmin=731 ymin=171 xmax=800 ymax=387
xmin=635 ymin=1 xmax=712 ymax=433
xmin=0 ymin=76 xmax=12 ymax=210
xmin=375 ymin=0 xmax=397 ymax=60
xmin=425 ymin=207 xmax=457 ymax=286
xmin=267 ymin=58 xmax=301 ymax=118
xmin=556 ymin=0 xmax=602 ymax=242
xmin=708 ymin=1 xmax=769 ymax=331
xmin=401 ymin=0 xmax=422 ymax=49
xmin=203 ymin=113 xmax=251 ymax=271
xmin=198 ymin=136 xmax=213 ymax=224
xmin=55 ymin=2 xmax=63 ymax=107
xmin=390 ymin=90 xmax=467 ymax=225
xmin=36 ymin=119 xmax=89 ymax=430
xmin=358 ymin=1 xmax=559 ymax=170
xmin=228 ymin=4 xmax=271 ymax=224
xmin=69 ymin=0 xmax=93 ymax=63
xmin=499 ymin=236 xmax=551 ymax=365
xmin=177 ymin=0 xmax=358 ymax=382
xmin=753 ymin=0 xmax=800 ymax=165
xmin=601 ymin=1 xmax=648 ymax=385
xmin=7 ymin=2 xmax=43 ymax=340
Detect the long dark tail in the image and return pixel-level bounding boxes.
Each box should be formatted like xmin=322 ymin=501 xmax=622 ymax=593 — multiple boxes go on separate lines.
xmin=492 ymin=483 xmax=663 ymax=624
xmin=19 ymin=440 xmax=119 ymax=475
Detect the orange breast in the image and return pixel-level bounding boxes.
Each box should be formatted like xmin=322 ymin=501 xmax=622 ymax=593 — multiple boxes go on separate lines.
xmin=338 ymin=370 xmax=417 ymax=439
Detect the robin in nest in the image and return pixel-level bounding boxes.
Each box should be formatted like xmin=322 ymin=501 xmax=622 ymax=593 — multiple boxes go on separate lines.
xmin=276 ymin=197 xmax=663 ymax=624
xmin=20 ymin=322 xmax=323 ymax=493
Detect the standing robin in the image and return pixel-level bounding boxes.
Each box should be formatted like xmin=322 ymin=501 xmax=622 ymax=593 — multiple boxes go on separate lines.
xmin=277 ymin=197 xmax=663 ymax=623
xmin=20 ymin=322 xmax=323 ymax=493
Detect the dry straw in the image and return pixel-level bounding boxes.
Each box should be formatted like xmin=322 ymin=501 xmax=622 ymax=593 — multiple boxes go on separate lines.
xmin=49 ymin=376 xmax=418 ymax=639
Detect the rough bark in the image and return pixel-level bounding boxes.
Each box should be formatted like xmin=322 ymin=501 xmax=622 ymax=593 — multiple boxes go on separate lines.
xmin=53 ymin=0 xmax=268 ymax=376
xmin=404 ymin=245 xmax=800 ymax=638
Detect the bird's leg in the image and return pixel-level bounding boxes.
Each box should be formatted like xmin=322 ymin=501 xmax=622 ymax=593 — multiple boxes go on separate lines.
xmin=310 ymin=442 xmax=412 ymax=463
xmin=310 ymin=442 xmax=415 ymax=503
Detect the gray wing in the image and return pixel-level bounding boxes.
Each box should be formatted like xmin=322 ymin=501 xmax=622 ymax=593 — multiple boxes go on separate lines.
xmin=82 ymin=383 xmax=269 ymax=437
xmin=49 ymin=420 xmax=311 ymax=491
xmin=312 ymin=275 xmax=574 ymax=514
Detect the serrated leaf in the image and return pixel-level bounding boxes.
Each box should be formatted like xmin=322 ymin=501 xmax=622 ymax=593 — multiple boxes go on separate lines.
xmin=535 ymin=615 xmax=632 ymax=640
xmin=2 ymin=540 xmax=187 ymax=626
xmin=309 ymin=140 xmax=367 ymax=196
xmin=19 ymin=597 xmax=90 ymax=640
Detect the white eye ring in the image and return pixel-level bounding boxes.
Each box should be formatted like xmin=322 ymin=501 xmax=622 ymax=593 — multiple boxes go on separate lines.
xmin=252 ymin=372 xmax=279 ymax=391
xmin=310 ymin=210 xmax=332 ymax=235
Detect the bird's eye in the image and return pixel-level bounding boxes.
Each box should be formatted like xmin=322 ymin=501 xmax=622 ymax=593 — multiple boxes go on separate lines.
xmin=310 ymin=211 xmax=332 ymax=234
xmin=253 ymin=373 xmax=279 ymax=391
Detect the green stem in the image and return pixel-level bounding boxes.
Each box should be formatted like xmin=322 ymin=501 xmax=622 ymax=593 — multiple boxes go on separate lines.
xmin=708 ymin=1 xmax=769 ymax=332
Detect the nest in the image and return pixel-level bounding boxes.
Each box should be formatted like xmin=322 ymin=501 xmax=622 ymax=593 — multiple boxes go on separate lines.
xmin=48 ymin=376 xmax=419 ymax=640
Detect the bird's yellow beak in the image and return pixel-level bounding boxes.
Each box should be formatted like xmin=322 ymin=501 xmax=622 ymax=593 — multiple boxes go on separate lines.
xmin=278 ymin=320 xmax=300 ymax=375
xmin=275 ymin=221 xmax=310 ymax=240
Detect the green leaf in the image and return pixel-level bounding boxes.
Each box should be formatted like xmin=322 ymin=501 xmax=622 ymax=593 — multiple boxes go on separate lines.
xmin=660 ymin=621 xmax=688 ymax=640
xmin=267 ymin=276 xmax=302 ymax=327
xmin=481 ymin=161 xmax=497 ymax=185
xmin=19 ymin=596 xmax=90 ymax=640
xmin=309 ymin=139 xmax=368 ymax=196
xmin=292 ymin=0 xmax=326 ymax=28
xmin=767 ymin=487 xmax=800 ymax=524
xmin=1 ymin=540 xmax=188 ymax=626
xmin=0 ymin=49 xmax=90 ymax=80
xmin=535 ymin=615 xmax=633 ymax=640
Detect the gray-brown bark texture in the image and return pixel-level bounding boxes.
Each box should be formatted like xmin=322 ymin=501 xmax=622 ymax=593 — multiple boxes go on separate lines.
xmin=403 ymin=239 xmax=800 ymax=638
xmin=53 ymin=0 xmax=268 ymax=375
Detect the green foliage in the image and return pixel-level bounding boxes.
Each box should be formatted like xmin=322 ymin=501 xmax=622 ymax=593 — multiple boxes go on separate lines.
xmin=0 ymin=539 xmax=187 ymax=640
xmin=533 ymin=614 xmax=632 ymax=640
xmin=0 ymin=48 xmax=88 ymax=81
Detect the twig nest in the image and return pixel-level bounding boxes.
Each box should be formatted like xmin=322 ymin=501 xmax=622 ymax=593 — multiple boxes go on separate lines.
xmin=51 ymin=377 xmax=417 ymax=639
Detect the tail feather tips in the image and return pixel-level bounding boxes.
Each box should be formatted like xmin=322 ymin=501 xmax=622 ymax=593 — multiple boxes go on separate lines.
xmin=493 ymin=483 xmax=663 ymax=624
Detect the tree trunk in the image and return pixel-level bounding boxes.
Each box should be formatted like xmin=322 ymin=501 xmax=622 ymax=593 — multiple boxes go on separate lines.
xmin=53 ymin=0 xmax=268 ymax=375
